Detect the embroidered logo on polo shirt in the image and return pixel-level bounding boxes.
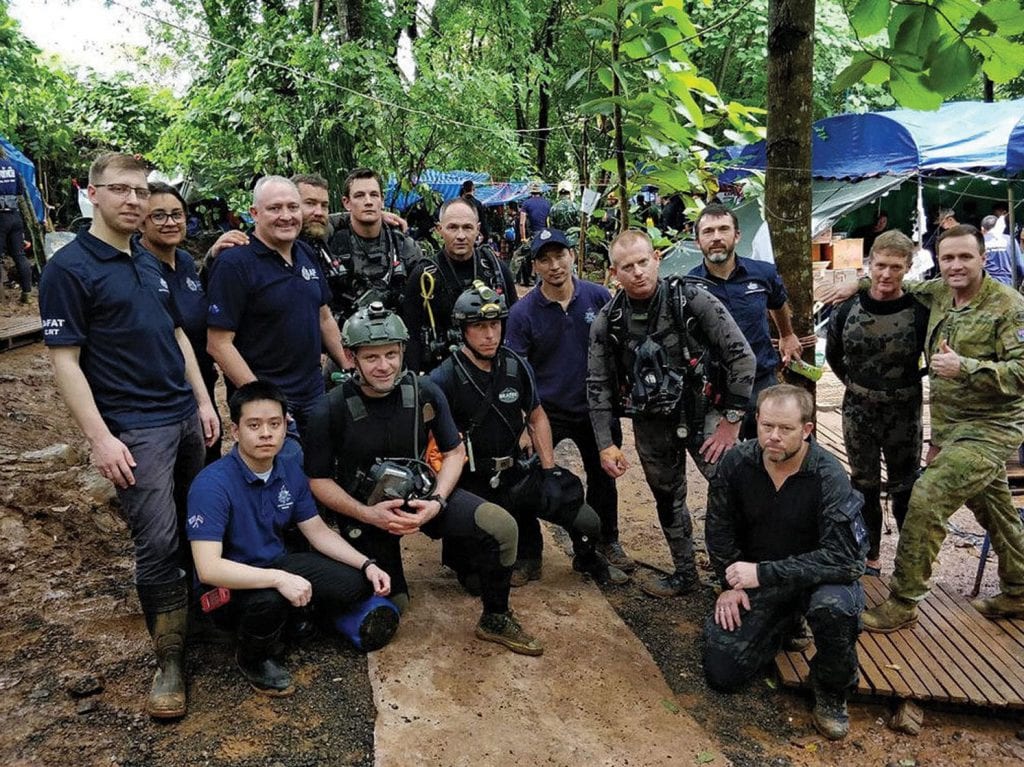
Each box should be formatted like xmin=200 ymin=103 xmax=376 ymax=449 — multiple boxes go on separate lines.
xmin=158 ymin=278 xmax=170 ymax=294
xmin=746 ymin=282 xmax=760 ymax=291
xmin=209 ymin=304 xmax=221 ymax=315
xmin=498 ymin=387 xmax=519 ymax=404
xmin=300 ymin=266 xmax=319 ymax=281
xmin=277 ymin=485 xmax=294 ymax=511
xmin=42 ymin=318 xmax=65 ymax=337
xmin=186 ymin=277 xmax=201 ymax=292
xmin=188 ymin=514 xmax=204 ymax=528
xmin=584 ymin=309 xmax=596 ymax=324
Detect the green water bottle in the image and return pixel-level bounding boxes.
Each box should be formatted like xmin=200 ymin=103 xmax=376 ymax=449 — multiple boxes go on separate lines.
xmin=788 ymin=357 xmax=823 ymax=382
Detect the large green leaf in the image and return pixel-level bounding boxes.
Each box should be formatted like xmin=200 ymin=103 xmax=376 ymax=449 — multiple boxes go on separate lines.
xmin=925 ymin=39 xmax=978 ymax=95
xmin=888 ymin=70 xmax=943 ymax=110
xmin=977 ymin=0 xmax=1024 ymax=35
xmin=847 ymin=0 xmax=890 ymax=38
xmin=969 ymin=35 xmax=1024 ymax=83
xmin=832 ymin=52 xmax=878 ymax=92
xmin=892 ymin=5 xmax=940 ymax=55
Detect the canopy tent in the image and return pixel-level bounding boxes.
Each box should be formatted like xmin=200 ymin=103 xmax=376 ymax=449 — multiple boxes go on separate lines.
xmin=723 ymin=99 xmax=1024 ymax=180
xmin=0 ymin=134 xmax=45 ymax=222
xmin=384 ymin=169 xmax=548 ymax=211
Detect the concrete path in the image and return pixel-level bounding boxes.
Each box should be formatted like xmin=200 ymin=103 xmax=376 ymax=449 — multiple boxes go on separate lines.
xmin=368 ymin=531 xmax=727 ymax=767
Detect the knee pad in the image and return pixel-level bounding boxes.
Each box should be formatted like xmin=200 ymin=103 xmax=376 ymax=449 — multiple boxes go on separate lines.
xmin=569 ymin=503 xmax=601 ymax=542
xmin=702 ymin=645 xmax=752 ymax=693
xmin=474 ymin=502 xmax=519 ymax=567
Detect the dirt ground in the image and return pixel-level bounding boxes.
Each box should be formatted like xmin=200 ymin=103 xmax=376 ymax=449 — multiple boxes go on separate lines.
xmin=2 ymin=289 xmax=1023 ymax=766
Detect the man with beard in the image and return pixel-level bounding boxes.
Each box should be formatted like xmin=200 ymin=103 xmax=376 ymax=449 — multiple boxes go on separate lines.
xmin=39 ymin=152 xmax=220 ymax=719
xmin=206 ymin=176 xmax=346 ymax=443
xmin=689 ymin=203 xmax=801 ymax=438
xmin=400 ymin=197 xmax=517 ymax=373
xmin=703 ymin=385 xmax=867 ymax=740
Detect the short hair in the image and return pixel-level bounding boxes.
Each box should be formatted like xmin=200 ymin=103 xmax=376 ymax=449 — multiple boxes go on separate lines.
xmin=869 ymin=229 xmax=914 ymax=265
xmin=147 ymin=181 xmax=187 ymax=213
xmin=291 ymin=173 xmax=329 ymax=191
xmin=253 ymin=175 xmax=298 ymax=206
xmin=228 ymin=380 xmax=288 ymax=424
xmin=460 ymin=180 xmax=475 ymax=195
xmin=693 ymin=202 xmax=739 ymax=233
xmin=438 ymin=196 xmax=478 ymax=222
xmin=757 ymin=384 xmax=814 ymax=424
xmin=89 ymin=152 xmax=148 ymax=184
xmin=981 ymin=215 xmax=998 ymax=232
xmin=937 ymin=223 xmax=984 ymax=255
xmin=343 ymin=168 xmax=382 ymax=198
xmin=609 ymin=229 xmax=653 ymax=264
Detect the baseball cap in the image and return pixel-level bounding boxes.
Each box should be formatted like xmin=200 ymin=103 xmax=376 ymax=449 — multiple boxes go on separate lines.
xmin=530 ymin=228 xmax=572 ymax=257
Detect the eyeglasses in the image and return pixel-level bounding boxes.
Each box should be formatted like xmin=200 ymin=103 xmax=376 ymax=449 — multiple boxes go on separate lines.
xmin=150 ymin=210 xmax=186 ymax=224
xmin=93 ymin=183 xmax=151 ymax=200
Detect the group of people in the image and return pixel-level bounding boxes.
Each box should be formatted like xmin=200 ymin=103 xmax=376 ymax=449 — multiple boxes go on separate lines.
xmin=36 ymin=152 xmax=1024 ymax=746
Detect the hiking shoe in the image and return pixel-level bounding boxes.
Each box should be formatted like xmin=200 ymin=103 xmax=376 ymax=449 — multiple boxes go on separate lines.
xmin=599 ymin=541 xmax=637 ymax=573
xmin=862 ymin=596 xmax=918 ymax=633
xmin=476 ymin=611 xmax=544 ymax=656
xmin=640 ymin=569 xmax=700 ymax=598
xmin=510 ymin=558 xmax=542 ymax=587
xmin=784 ymin=615 xmax=813 ymax=652
xmin=235 ymin=652 xmax=295 ymax=697
xmin=811 ymin=688 xmax=850 ymax=740
xmin=19 ymin=291 xmax=31 ymax=305
xmin=572 ymin=553 xmax=630 ymax=586
xmin=971 ymin=592 xmax=1024 ymax=619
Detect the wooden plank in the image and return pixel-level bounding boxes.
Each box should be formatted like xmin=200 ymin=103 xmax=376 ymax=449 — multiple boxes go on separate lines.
xmin=0 ymin=316 xmax=43 ymax=352
xmin=857 ymin=631 xmax=915 ymax=698
xmin=881 ymin=623 xmax=957 ymax=700
xmin=776 ymin=652 xmax=802 ymax=687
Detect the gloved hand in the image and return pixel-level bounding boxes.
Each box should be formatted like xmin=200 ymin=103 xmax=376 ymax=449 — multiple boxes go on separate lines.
xmin=540 ymin=467 xmax=565 ymax=516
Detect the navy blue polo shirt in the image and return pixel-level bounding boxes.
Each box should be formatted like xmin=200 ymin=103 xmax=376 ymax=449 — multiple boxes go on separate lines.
xmin=38 ymin=229 xmax=195 ymax=433
xmin=186 ymin=446 xmax=317 ymax=568
xmin=206 ymin=236 xmax=331 ymax=410
xmin=689 ymin=256 xmax=788 ymax=377
xmin=505 ymin=277 xmax=611 ymax=416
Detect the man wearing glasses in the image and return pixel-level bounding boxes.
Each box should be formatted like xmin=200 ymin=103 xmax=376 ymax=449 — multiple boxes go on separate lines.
xmin=39 ymin=152 xmax=220 ymax=720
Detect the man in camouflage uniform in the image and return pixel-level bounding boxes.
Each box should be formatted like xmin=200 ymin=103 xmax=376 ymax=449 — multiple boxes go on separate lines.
xmin=548 ymin=182 xmax=580 ymax=242
xmin=587 ymin=230 xmax=755 ymax=597
xmin=862 ymin=224 xmax=1024 ymax=630
xmin=825 ymin=230 xmax=928 ymax=574
xmin=704 ymin=385 xmax=867 ymax=740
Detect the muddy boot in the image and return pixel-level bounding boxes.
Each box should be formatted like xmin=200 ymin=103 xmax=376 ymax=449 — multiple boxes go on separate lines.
xmin=19 ymin=290 xmax=31 ymax=304
xmin=971 ymin=592 xmax=1024 ymax=619
xmin=236 ymin=629 xmax=294 ymax=697
xmin=862 ymin=595 xmax=918 ymax=633
xmin=138 ymin=577 xmax=189 ymax=720
xmin=599 ymin=541 xmax=637 ymax=573
xmin=510 ymin=558 xmax=542 ymax=587
xmin=475 ymin=610 xmax=544 ymax=656
xmin=784 ymin=614 xmax=813 ymax=652
xmin=572 ymin=551 xmax=629 ymax=585
xmin=811 ymin=686 xmax=850 ymax=740
xmin=640 ymin=566 xmax=700 ymax=599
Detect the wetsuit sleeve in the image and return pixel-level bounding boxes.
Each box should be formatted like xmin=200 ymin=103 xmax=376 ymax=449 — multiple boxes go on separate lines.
xmin=705 ymin=451 xmax=746 ymax=589
xmin=399 ymin=261 xmax=429 ymax=373
xmin=422 ymin=380 xmax=462 ymax=452
xmin=824 ymin=296 xmax=852 ymax=383
xmin=499 ymin=261 xmax=518 ymax=307
xmin=303 ymin=393 xmax=338 ymax=479
xmin=685 ymin=286 xmax=755 ymax=410
xmin=586 ymin=308 xmax=618 ymax=450
xmin=757 ymin=452 xmax=867 ymax=588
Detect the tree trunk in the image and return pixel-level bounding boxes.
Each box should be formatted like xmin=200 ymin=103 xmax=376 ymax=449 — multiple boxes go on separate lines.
xmin=611 ymin=2 xmax=628 ymax=233
xmin=766 ymin=0 xmax=815 ymax=388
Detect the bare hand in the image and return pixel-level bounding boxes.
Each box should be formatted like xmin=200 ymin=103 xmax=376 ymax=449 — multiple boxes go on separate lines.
xmin=518 ymin=429 xmax=534 ymax=457
xmin=700 ymin=419 xmax=740 ymax=465
xmin=275 ymin=571 xmax=313 ymax=607
xmin=387 ymin=498 xmax=442 ymax=535
xmin=600 ymin=446 xmax=629 ymax=478
xmin=818 ymin=282 xmax=858 ymax=305
xmin=929 ymin=339 xmax=961 ymax=379
xmin=725 ymin=561 xmax=760 ymax=590
xmin=365 ymin=564 xmax=391 ymax=596
xmin=778 ymin=334 xmax=802 ymax=366
xmin=198 ymin=403 xmax=221 ymax=448
xmin=365 ymin=498 xmax=409 ymax=532
xmin=715 ymin=589 xmax=750 ymax=631
xmin=209 ymin=229 xmax=249 ymax=258
xmin=381 ymin=211 xmax=408 ymax=233
xmin=91 ymin=432 xmax=137 ymax=488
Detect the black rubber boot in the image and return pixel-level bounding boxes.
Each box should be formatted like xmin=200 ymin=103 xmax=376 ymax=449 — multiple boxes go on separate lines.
xmin=138 ymin=576 xmax=189 ymax=720
xmin=811 ymin=686 xmax=850 ymax=740
xmin=236 ymin=629 xmax=294 ymax=697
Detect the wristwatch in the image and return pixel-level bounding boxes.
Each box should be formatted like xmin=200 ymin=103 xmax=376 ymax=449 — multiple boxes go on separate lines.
xmin=425 ymin=494 xmax=448 ymax=512
xmin=723 ymin=409 xmax=745 ymax=424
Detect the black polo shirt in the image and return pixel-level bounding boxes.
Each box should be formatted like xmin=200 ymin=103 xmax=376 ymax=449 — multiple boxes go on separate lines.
xmin=39 ymin=229 xmax=195 ymax=433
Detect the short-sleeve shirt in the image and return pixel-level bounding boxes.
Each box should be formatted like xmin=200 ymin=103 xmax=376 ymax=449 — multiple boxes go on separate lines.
xmin=206 ymin=236 xmax=331 ymax=410
xmin=38 ymin=229 xmax=195 ymax=433
xmin=505 ymin=277 xmax=611 ymax=416
xmin=521 ymin=196 xmax=551 ymax=234
xmin=689 ymin=256 xmax=788 ymax=377
xmin=146 ymin=243 xmax=215 ymax=382
xmin=186 ymin=446 xmax=317 ymax=568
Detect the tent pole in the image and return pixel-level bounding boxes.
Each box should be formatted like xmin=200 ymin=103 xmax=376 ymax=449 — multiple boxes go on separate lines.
xmin=1009 ymin=184 xmax=1017 ymax=288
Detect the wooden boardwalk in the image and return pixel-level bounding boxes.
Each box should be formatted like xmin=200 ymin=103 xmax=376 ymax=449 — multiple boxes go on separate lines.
xmin=0 ymin=316 xmax=42 ymax=351
xmin=776 ymin=578 xmax=1024 ymax=709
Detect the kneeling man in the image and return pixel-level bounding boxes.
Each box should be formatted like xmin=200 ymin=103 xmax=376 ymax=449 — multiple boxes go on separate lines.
xmin=187 ymin=381 xmax=393 ymax=698
xmin=703 ymin=385 xmax=867 ymax=740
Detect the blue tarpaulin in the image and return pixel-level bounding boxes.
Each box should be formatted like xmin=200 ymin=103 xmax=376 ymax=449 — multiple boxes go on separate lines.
xmin=722 ymin=99 xmax=1024 ymax=181
xmin=384 ymin=170 xmax=546 ymax=211
xmin=0 ymin=134 xmax=45 ymax=222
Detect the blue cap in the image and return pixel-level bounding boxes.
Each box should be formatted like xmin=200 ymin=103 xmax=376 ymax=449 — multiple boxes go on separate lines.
xmin=529 ymin=228 xmax=572 ymax=257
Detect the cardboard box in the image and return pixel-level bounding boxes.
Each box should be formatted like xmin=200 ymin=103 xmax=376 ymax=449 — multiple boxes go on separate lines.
xmin=812 ymin=226 xmax=833 ymax=244
xmin=831 ymin=238 xmax=864 ymax=269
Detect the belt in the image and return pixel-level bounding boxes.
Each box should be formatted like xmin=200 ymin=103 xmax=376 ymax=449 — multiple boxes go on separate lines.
xmin=846 ymin=380 xmax=921 ymax=402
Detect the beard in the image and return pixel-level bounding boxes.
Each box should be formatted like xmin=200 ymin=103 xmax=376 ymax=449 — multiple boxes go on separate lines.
xmin=303 ymin=220 xmax=328 ymax=241
xmin=704 ymin=248 xmax=733 ymax=264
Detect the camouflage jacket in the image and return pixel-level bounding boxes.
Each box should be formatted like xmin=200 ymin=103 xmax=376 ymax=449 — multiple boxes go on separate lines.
xmin=586 ymin=277 xmax=755 ymax=450
xmin=908 ymin=275 xmax=1024 ymax=454
xmin=549 ymin=198 xmax=580 ymax=232
xmin=706 ymin=438 xmax=868 ymax=590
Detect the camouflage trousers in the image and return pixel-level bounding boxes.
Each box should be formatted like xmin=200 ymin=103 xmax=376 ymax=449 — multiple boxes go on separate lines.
xmin=633 ymin=411 xmax=721 ymax=573
xmin=702 ymin=581 xmax=863 ymax=693
xmin=891 ymin=439 xmax=1024 ymax=602
xmin=842 ymin=389 xmax=923 ymax=559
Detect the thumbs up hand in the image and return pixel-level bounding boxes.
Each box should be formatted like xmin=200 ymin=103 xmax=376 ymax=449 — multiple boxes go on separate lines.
xmin=930 ymin=338 xmax=962 ymax=379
